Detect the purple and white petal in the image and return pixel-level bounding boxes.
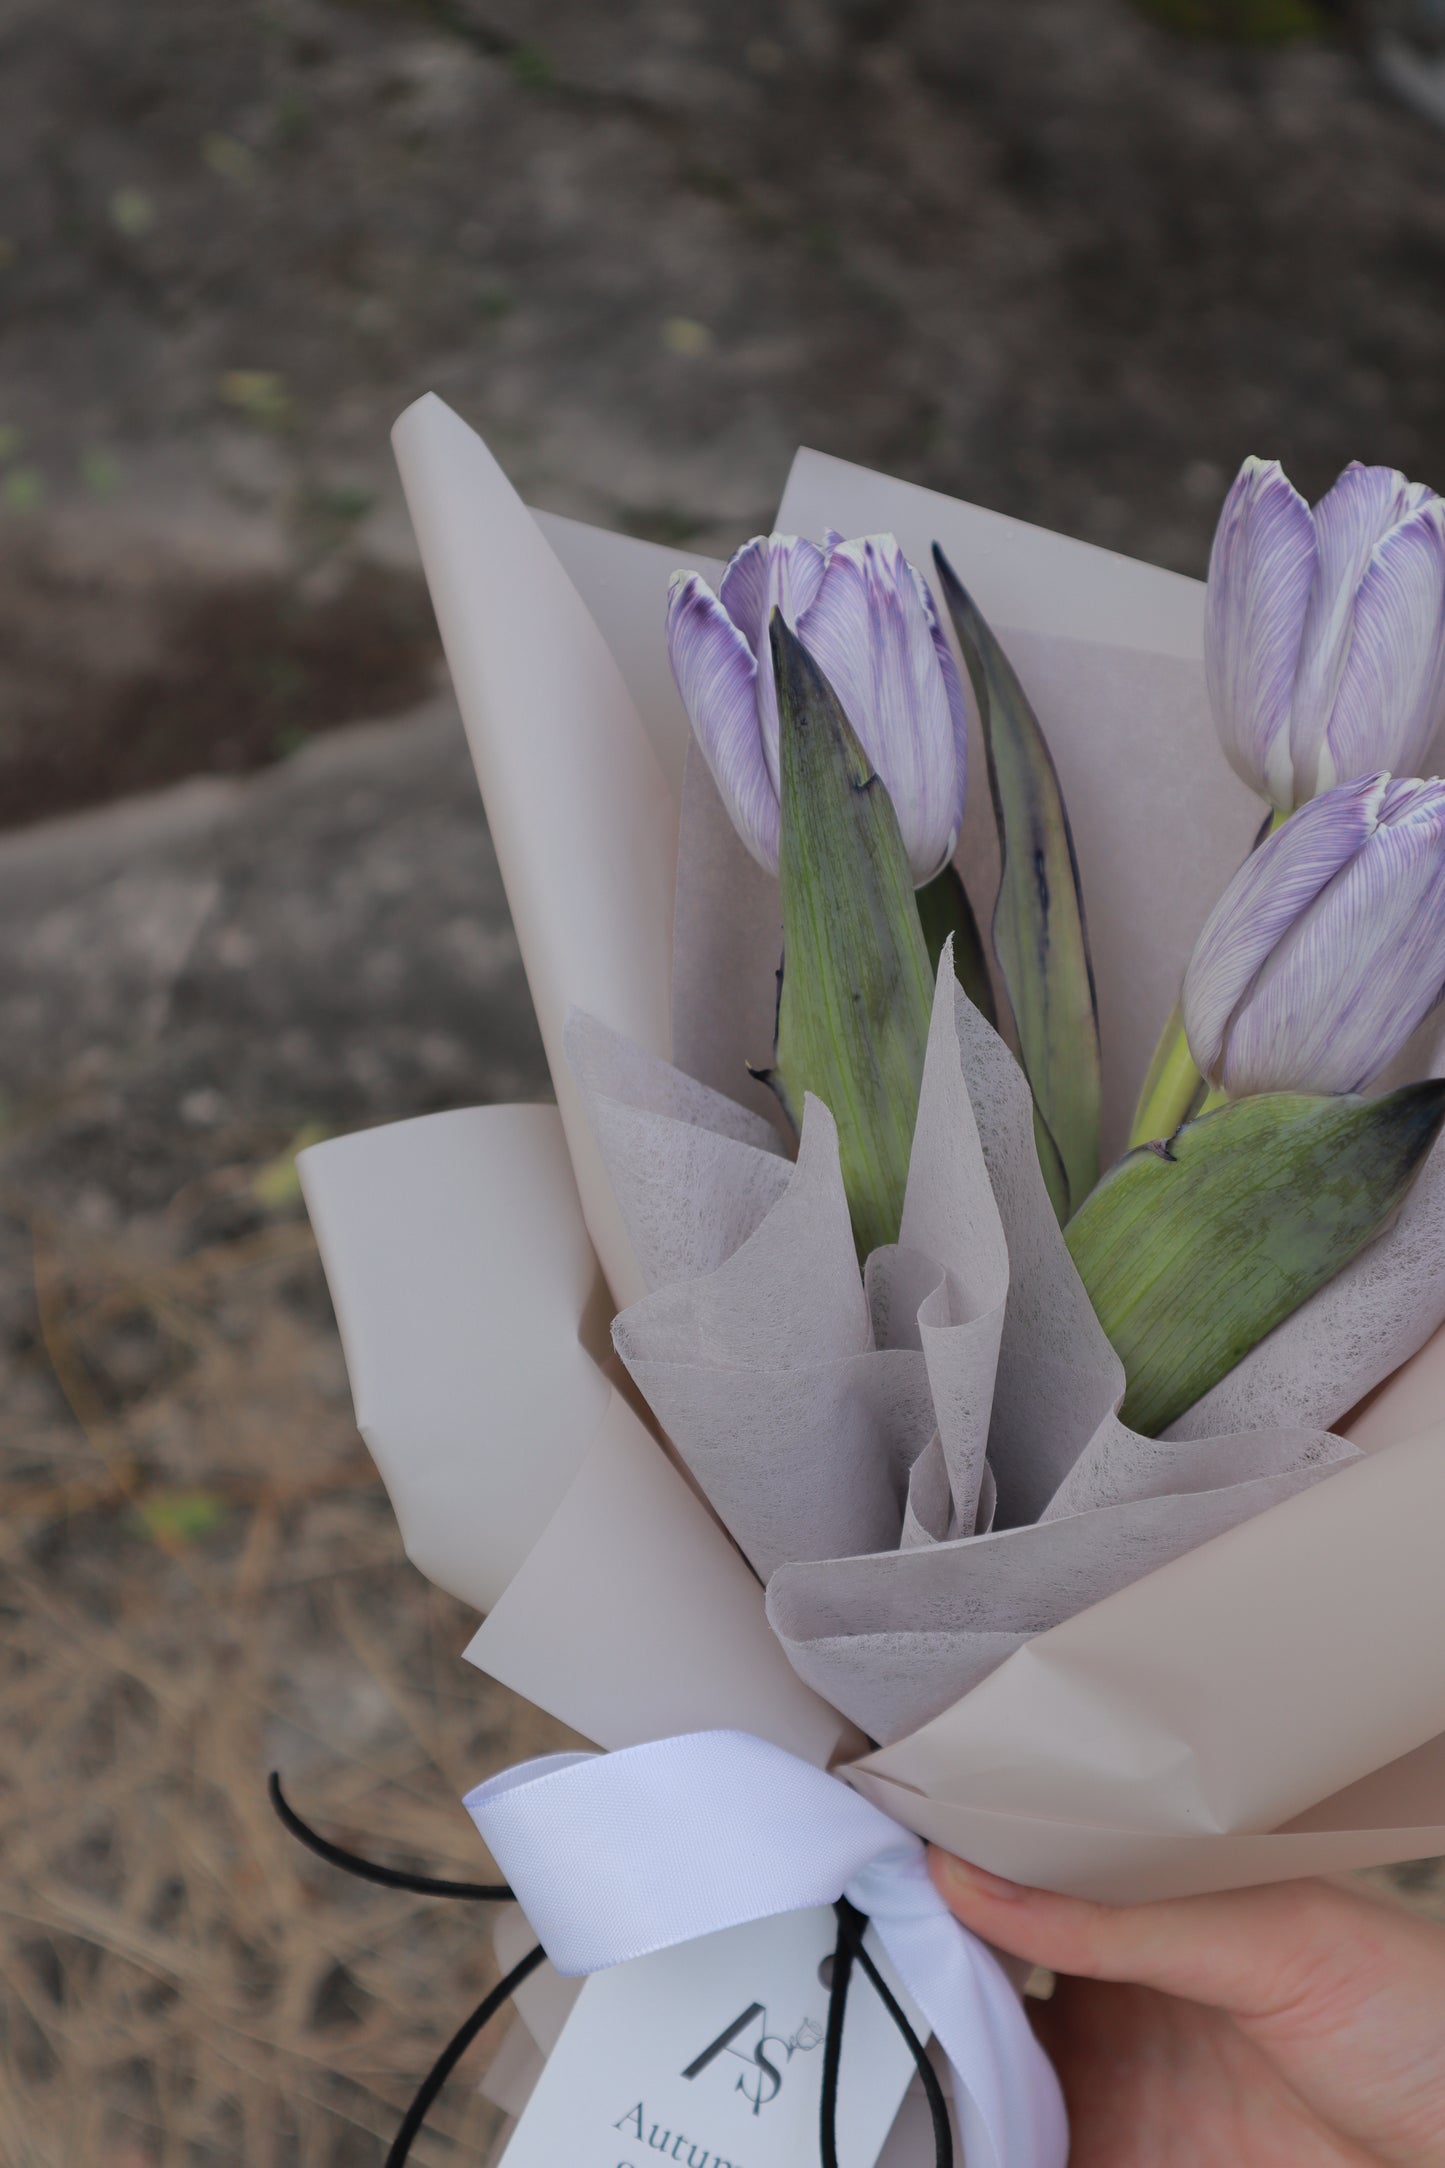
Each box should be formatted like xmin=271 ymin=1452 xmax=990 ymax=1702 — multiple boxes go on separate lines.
xmin=930 ymin=615 xmax=970 ymax=860
xmin=718 ymin=535 xmax=827 ymax=792
xmin=1321 ymin=501 xmax=1445 ymax=792
xmin=1182 ymin=773 xmax=1386 ymax=1083
xmin=799 ymin=535 xmax=962 ymax=882
xmin=669 ymin=529 xmax=968 ymax=888
xmin=1307 ymin=464 xmax=1421 ymax=615
xmin=717 ymin=533 xmax=829 ymax=660
xmin=665 ymin=571 xmax=778 ymax=871
xmin=913 ymin=558 xmax=971 ymax=857
xmin=1204 ymin=458 xmax=1316 ymax=809
xmin=1289 ymin=464 xmax=1429 ymax=796
xmin=1221 ymin=782 xmax=1445 ymax=1094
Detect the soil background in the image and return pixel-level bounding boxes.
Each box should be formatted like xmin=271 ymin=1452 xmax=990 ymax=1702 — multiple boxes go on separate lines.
xmin=5 ymin=3 xmax=1445 ymax=2163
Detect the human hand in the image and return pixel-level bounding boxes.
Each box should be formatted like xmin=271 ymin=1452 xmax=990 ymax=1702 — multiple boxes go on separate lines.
xmin=928 ymin=1851 xmax=1445 ymax=2166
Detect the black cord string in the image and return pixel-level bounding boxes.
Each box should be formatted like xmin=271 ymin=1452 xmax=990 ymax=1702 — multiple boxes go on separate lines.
xmin=383 ymin=1943 xmax=546 ymax=2168
xmin=819 ymin=1898 xmax=864 ymax=2168
xmin=268 ymin=1772 xmax=513 ymax=1899
xmin=271 ymin=1774 xmax=953 ymax=2168
xmin=854 ymin=1936 xmax=954 ymax=2168
xmin=268 ymin=1771 xmax=529 ymax=2164
xmin=820 ymin=1899 xmax=953 ymax=2168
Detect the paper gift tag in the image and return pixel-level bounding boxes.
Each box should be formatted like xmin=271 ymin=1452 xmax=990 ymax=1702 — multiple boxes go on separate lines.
xmin=497 ymin=1907 xmax=929 ymax=2168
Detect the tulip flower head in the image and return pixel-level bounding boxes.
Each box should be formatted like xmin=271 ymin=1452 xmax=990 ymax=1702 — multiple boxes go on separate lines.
xmin=1206 ymin=459 xmax=1445 ymax=813
xmin=1182 ymin=772 xmax=1445 ymax=1098
xmin=666 ymin=531 xmax=969 ymax=885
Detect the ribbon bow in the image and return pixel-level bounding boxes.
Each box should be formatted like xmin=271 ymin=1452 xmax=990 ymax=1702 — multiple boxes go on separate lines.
xmin=467 ymin=1730 xmax=1068 ymax=2168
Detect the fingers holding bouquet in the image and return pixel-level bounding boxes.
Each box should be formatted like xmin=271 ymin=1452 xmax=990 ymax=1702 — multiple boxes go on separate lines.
xmin=931 ymin=1849 xmax=1445 ymax=2168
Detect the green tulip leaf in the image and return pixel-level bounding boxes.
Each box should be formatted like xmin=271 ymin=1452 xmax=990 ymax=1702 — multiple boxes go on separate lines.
xmin=933 ymin=546 xmax=1101 ymax=1221
xmin=1066 ymin=1083 xmax=1445 ymax=1436
xmin=915 ymin=863 xmax=998 ymax=1030
xmin=770 ymin=611 xmax=935 ymax=1259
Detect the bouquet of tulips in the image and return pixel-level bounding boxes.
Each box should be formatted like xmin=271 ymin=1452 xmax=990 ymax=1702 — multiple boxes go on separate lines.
xmin=666 ymin=463 xmax=1445 ymax=1441
xmin=295 ymin=407 xmax=1445 ymax=2168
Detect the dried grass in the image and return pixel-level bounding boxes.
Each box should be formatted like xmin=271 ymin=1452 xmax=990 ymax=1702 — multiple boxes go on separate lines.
xmin=1 ymin=1166 xmax=572 ymax=2168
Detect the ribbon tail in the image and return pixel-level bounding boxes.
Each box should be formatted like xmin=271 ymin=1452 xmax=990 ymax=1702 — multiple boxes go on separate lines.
xmin=855 ymin=1853 xmax=1069 ymax=2168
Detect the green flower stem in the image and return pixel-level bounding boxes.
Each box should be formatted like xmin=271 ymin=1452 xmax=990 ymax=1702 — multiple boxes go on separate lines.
xmin=1125 ymin=810 xmax=1288 ymax=1152
xmin=1127 ymin=1003 xmax=1204 ymax=1149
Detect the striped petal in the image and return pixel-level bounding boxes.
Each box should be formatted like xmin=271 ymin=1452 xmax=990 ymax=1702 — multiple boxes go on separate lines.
xmin=1222 ymin=780 xmax=1445 ymax=1094
xmin=1320 ymin=500 xmax=1445 ymax=792
xmin=665 ymin=570 xmax=777 ymax=871
xmin=1182 ymin=773 xmax=1386 ymax=1082
xmin=718 ymin=535 xmax=827 ymax=798
xmin=798 ymin=535 xmax=963 ymax=882
xmin=914 ymin=557 xmax=970 ymax=856
xmin=718 ymin=532 xmax=829 ymax=661
xmin=1291 ymin=464 xmax=1443 ymax=798
xmin=1204 ymin=458 xmax=1316 ymax=809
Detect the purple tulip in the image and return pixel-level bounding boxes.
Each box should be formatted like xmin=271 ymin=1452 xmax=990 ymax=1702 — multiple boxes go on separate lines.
xmin=666 ymin=531 xmax=969 ymax=884
xmin=1182 ymin=772 xmax=1445 ymax=1097
xmin=1206 ymin=458 xmax=1445 ymax=812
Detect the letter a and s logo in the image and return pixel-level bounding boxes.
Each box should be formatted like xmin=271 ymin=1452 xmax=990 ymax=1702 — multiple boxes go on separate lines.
xmin=681 ymin=2001 xmax=823 ymax=2117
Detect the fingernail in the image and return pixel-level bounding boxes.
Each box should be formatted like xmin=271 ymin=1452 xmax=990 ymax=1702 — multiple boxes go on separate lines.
xmin=928 ymin=1848 xmax=1026 ymax=1903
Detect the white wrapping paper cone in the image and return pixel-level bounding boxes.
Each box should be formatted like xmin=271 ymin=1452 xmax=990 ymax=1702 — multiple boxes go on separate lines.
xmin=300 ymin=1105 xmax=854 ymax=1765
xmin=392 ymin=394 xmax=681 ymax=1308
xmin=298 ymin=1105 xmax=608 ymax=1613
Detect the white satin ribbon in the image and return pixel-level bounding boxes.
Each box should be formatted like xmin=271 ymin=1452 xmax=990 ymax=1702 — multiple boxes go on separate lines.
xmin=466 ymin=1730 xmax=1068 ymax=2168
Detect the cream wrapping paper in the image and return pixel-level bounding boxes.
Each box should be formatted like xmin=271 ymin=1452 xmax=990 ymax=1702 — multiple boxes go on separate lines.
xmin=386 ymin=400 xmax=679 ymax=1310
xmin=567 ymin=962 xmax=1357 ymax=1746
xmin=297 ymin=1101 xmax=851 ymax=1771
xmin=301 ymin=396 xmax=1445 ymax=1934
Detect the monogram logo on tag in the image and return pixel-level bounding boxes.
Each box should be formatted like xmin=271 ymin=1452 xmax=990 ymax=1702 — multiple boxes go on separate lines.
xmin=681 ymin=2000 xmax=825 ymax=2115
xmin=499 ymin=1913 xmax=919 ymax=2168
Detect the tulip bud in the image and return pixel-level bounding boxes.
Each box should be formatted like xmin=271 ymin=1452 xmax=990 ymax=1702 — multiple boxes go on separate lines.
xmin=666 ymin=530 xmax=968 ymax=886
xmin=1182 ymin=773 xmax=1445 ymax=1099
xmin=1206 ymin=457 xmax=1445 ymax=813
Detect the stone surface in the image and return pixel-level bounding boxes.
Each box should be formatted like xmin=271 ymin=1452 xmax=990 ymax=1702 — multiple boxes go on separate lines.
xmin=0 ymin=699 xmax=546 ymax=1210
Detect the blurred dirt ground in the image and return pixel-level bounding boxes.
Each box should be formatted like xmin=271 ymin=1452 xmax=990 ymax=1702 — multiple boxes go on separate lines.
xmin=7 ymin=1 xmax=1445 ymax=2162
xmin=0 ymin=709 xmax=577 ymax=2166
xmin=2 ymin=1181 xmax=557 ymax=2166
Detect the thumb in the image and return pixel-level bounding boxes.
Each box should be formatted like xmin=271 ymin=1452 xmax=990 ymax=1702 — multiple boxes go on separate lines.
xmin=927 ymin=1849 xmax=1396 ymax=2025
